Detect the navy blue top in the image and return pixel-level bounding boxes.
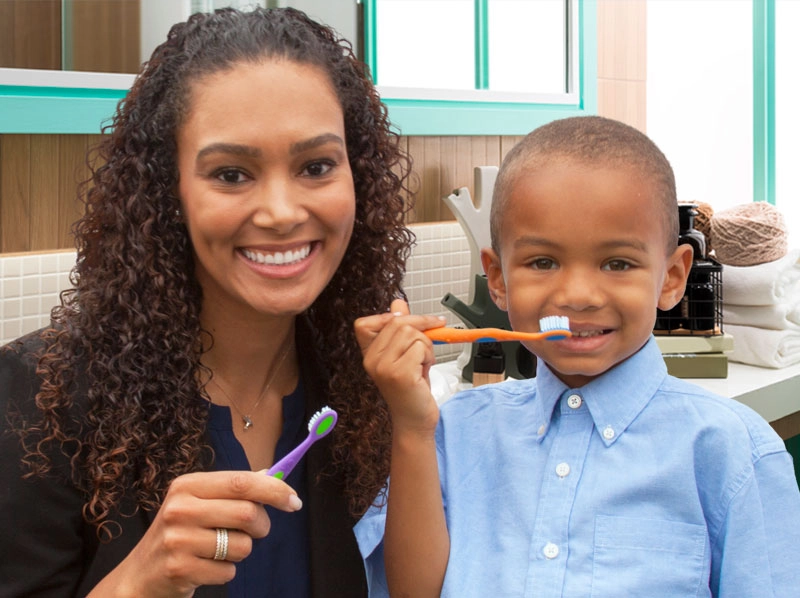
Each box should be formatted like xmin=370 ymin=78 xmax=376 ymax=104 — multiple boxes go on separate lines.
xmin=207 ymin=380 xmax=310 ymax=598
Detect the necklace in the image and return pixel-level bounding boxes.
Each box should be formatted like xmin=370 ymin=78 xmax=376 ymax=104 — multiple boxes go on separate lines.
xmin=209 ymin=339 xmax=293 ymax=432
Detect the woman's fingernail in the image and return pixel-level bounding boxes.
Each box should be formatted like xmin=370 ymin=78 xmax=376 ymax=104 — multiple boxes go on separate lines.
xmin=392 ymin=312 xmax=404 ymax=317
xmin=288 ymin=494 xmax=303 ymax=511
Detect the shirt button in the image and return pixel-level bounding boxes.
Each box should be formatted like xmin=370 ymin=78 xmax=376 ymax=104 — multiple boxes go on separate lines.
xmin=555 ymin=462 xmax=571 ymax=478
xmin=543 ymin=542 xmax=560 ymax=559
xmin=567 ymin=394 xmax=582 ymax=409
xmin=602 ymin=426 xmax=615 ymax=440
xmin=537 ymin=424 xmax=546 ymax=436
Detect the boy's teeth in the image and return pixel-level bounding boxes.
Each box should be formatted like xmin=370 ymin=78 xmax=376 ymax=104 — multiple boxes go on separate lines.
xmin=573 ymin=330 xmax=603 ymax=338
xmin=243 ymin=245 xmax=310 ymax=265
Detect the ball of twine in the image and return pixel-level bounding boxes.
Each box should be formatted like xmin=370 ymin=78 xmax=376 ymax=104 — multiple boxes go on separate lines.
xmin=710 ymin=202 xmax=787 ymax=266
xmin=691 ymin=201 xmax=714 ymax=252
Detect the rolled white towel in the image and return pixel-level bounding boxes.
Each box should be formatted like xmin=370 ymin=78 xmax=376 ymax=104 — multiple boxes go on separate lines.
xmin=723 ymin=302 xmax=800 ymax=330
xmin=726 ymin=323 xmax=800 ymax=368
xmin=722 ymin=248 xmax=800 ymax=306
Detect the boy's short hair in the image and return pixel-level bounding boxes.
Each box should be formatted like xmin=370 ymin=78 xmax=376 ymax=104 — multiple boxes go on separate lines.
xmin=490 ymin=116 xmax=678 ymax=254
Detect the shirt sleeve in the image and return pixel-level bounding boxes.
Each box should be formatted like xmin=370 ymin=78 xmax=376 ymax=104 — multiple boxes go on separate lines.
xmin=711 ymin=445 xmax=800 ymax=598
xmin=353 ymin=498 xmax=390 ymax=598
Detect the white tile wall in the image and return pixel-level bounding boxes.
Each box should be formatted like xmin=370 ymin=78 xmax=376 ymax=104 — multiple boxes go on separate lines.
xmin=0 ymin=251 xmax=75 ymax=345
xmin=0 ymin=223 xmax=474 ymax=360
xmin=405 ymin=222 xmax=472 ymax=361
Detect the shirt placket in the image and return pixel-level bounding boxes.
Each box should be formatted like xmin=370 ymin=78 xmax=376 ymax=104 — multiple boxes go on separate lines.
xmin=523 ymin=391 xmax=593 ymax=598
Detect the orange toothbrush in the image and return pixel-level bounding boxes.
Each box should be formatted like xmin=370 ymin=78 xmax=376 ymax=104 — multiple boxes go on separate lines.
xmin=425 ymin=316 xmax=571 ymax=344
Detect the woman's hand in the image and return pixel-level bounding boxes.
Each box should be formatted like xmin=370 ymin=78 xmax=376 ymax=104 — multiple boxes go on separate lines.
xmin=88 ymin=470 xmax=302 ymax=598
xmin=354 ymin=299 xmax=445 ymax=434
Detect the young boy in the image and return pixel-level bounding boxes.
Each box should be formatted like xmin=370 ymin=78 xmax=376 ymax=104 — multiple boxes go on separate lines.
xmin=353 ymin=116 xmax=800 ymax=597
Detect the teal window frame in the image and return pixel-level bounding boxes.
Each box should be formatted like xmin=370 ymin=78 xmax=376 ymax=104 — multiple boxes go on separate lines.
xmin=363 ymin=0 xmax=598 ymax=136
xmin=753 ymin=0 xmax=775 ymax=205
xmin=0 ymin=80 xmax=127 ymax=134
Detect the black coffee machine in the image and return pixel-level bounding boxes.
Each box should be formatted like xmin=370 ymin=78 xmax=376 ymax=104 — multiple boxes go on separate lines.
xmin=655 ymin=203 xmax=722 ymax=334
xmin=441 ymin=274 xmax=537 ymax=382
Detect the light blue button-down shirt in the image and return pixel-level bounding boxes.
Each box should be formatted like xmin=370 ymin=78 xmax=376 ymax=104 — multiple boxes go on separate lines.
xmin=355 ymin=337 xmax=800 ymax=597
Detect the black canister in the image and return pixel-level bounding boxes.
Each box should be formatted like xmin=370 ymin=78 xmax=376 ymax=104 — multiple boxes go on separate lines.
xmin=678 ymin=203 xmax=706 ymax=261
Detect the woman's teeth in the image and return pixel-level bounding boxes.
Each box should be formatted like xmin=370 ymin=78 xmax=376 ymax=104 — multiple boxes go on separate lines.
xmin=242 ymin=245 xmax=311 ymax=265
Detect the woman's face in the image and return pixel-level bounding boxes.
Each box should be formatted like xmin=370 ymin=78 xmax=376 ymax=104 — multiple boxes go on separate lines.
xmin=176 ymin=58 xmax=355 ymax=321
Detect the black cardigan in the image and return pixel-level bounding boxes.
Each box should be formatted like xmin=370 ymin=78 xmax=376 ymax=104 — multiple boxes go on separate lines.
xmin=0 ymin=321 xmax=367 ymax=597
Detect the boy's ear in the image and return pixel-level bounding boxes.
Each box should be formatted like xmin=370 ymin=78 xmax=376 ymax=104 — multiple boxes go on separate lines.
xmin=481 ymin=248 xmax=508 ymax=311
xmin=657 ymin=243 xmax=694 ymax=311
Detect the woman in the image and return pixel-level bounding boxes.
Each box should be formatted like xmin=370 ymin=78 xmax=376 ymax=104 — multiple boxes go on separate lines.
xmin=0 ymin=7 xmax=411 ymax=597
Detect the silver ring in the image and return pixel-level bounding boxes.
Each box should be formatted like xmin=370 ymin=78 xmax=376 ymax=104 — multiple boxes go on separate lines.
xmin=213 ymin=527 xmax=229 ymax=561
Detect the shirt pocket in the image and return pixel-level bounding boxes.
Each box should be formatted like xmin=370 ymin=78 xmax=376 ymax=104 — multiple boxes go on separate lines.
xmin=591 ymin=515 xmax=709 ymax=598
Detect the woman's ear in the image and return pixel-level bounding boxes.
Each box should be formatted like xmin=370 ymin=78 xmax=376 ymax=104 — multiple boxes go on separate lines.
xmin=657 ymin=244 xmax=694 ymax=311
xmin=481 ymin=248 xmax=508 ymax=311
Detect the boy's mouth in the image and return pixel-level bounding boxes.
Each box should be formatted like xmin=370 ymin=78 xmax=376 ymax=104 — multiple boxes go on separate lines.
xmin=570 ymin=329 xmax=610 ymax=338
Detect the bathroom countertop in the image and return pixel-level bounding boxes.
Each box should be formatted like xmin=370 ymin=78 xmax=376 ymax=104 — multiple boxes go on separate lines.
xmin=430 ymin=358 xmax=800 ymax=437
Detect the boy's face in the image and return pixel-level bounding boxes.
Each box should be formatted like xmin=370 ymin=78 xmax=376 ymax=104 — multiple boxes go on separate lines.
xmin=481 ymin=160 xmax=692 ymax=388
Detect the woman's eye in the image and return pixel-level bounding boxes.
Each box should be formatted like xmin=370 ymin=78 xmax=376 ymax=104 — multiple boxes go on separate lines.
xmin=302 ymin=160 xmax=335 ymax=178
xmin=213 ymin=168 xmax=248 ymax=184
xmin=530 ymin=258 xmax=557 ymax=270
xmin=603 ymin=260 xmax=631 ymax=272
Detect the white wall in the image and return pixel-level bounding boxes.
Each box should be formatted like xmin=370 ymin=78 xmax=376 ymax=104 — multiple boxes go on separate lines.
xmin=647 ymin=0 xmax=797 ymax=247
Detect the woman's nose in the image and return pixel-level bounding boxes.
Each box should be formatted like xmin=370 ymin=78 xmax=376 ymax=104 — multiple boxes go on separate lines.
xmin=251 ymin=179 xmax=308 ymax=232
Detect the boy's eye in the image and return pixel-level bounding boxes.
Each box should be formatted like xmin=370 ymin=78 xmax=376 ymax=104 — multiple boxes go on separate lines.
xmin=302 ymin=160 xmax=335 ymax=178
xmin=529 ymin=258 xmax=557 ymax=270
xmin=603 ymin=259 xmax=631 ymax=272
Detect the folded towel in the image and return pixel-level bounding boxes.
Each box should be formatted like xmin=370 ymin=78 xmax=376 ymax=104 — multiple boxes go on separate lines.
xmin=726 ymin=323 xmax=800 ymax=368
xmin=722 ymin=249 xmax=800 ymax=306
xmin=723 ymin=302 xmax=800 ymax=330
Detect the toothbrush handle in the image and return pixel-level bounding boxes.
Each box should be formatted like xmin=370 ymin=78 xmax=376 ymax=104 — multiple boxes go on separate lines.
xmin=267 ymin=435 xmax=313 ymax=480
xmin=424 ymin=327 xmax=513 ymax=344
xmin=424 ymin=327 xmax=572 ymax=344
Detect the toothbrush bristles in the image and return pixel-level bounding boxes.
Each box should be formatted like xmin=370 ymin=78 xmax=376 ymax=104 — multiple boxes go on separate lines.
xmin=539 ymin=315 xmax=570 ymax=332
xmin=308 ymin=407 xmax=330 ymax=430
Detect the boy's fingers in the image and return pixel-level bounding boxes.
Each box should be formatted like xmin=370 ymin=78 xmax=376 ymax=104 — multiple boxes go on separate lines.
xmin=354 ymin=312 xmax=397 ymax=350
xmin=390 ymin=298 xmax=411 ymax=315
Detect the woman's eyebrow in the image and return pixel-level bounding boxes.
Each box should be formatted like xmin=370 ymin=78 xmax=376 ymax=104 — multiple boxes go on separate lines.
xmin=289 ymin=133 xmax=345 ymax=155
xmin=196 ymin=142 xmax=261 ymax=162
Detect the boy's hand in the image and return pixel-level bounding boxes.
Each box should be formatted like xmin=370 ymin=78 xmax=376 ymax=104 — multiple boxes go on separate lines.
xmin=354 ymin=299 xmax=445 ymax=434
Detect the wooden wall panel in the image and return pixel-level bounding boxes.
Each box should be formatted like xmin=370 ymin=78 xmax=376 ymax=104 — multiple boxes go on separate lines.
xmin=0 ymin=135 xmax=92 ymax=253
xmin=0 ymin=135 xmax=32 ymax=252
xmin=404 ymin=135 xmax=523 ymax=224
xmin=29 ymin=135 xmax=61 ymax=249
xmin=597 ymin=0 xmax=647 ymax=132
xmin=0 ymin=0 xmax=61 ymax=70
xmin=69 ymin=0 xmax=141 ymax=73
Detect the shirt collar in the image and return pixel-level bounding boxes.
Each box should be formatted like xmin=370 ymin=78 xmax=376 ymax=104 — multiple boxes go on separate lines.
xmin=534 ymin=336 xmax=668 ymax=446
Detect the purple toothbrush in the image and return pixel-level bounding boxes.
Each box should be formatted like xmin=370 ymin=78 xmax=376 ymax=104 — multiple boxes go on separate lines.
xmin=266 ymin=406 xmax=338 ymax=480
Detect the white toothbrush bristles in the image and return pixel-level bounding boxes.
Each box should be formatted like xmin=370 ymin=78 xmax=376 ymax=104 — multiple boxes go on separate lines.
xmin=539 ymin=315 xmax=570 ymax=332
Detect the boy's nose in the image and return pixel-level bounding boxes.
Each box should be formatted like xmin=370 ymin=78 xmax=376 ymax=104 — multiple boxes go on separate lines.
xmin=251 ymin=179 xmax=309 ymax=232
xmin=554 ymin=270 xmax=605 ymax=311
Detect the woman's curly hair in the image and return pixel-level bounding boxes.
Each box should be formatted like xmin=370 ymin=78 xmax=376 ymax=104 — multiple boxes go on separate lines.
xmin=20 ymin=7 xmax=413 ymax=537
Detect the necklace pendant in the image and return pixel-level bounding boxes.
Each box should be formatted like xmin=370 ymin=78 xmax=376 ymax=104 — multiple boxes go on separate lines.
xmin=242 ymin=416 xmax=253 ymax=431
